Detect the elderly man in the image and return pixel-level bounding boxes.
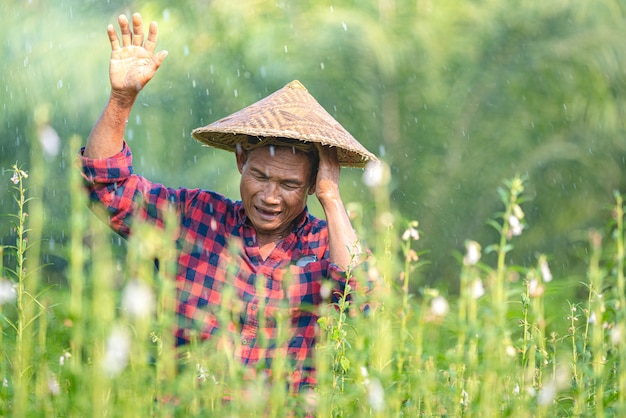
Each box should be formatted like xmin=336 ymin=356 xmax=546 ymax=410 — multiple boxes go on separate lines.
xmin=80 ymin=12 xmax=377 ymax=395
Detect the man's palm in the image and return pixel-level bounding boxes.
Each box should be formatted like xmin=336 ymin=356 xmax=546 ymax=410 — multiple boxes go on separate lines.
xmin=107 ymin=14 xmax=167 ymax=96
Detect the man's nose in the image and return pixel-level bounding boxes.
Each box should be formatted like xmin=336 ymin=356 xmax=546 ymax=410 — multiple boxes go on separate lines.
xmin=262 ymin=182 xmax=280 ymax=203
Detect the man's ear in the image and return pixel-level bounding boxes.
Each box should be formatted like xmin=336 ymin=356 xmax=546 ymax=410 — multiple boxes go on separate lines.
xmin=236 ymin=149 xmax=247 ymax=174
xmin=308 ymin=172 xmax=317 ymax=195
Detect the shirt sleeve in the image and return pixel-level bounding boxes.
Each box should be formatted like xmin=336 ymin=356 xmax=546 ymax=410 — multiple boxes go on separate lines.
xmin=79 ymin=142 xmax=197 ymax=238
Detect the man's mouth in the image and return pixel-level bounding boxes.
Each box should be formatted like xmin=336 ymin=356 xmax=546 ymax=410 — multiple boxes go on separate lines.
xmin=256 ymin=206 xmax=280 ymax=220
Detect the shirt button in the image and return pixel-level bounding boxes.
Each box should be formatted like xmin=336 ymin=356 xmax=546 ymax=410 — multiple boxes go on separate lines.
xmin=241 ymin=338 xmax=249 ymax=346
xmin=247 ymin=240 xmax=254 ymax=246
xmin=251 ymin=304 xmax=257 ymax=312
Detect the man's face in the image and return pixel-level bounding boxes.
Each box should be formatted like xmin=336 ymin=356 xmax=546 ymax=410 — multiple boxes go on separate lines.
xmin=237 ymin=145 xmax=315 ymax=242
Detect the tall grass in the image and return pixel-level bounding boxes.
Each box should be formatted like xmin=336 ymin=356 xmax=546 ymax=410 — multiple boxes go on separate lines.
xmin=2 ymin=150 xmax=626 ymax=416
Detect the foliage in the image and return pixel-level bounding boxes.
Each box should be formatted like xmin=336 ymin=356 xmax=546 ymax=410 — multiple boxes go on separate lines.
xmin=3 ymin=147 xmax=626 ymax=415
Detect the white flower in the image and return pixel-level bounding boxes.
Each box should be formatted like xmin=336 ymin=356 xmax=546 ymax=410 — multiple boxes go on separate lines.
xmin=367 ymin=377 xmax=385 ymax=412
xmin=377 ymin=211 xmax=395 ymax=228
xmin=470 ymin=279 xmax=485 ymax=299
xmin=505 ymin=345 xmax=517 ymax=357
xmin=121 ymin=279 xmax=154 ymax=318
xmin=588 ymin=311 xmax=597 ymax=325
xmin=537 ymin=381 xmax=556 ymax=406
xmin=0 ymin=279 xmax=16 ymax=305
xmin=402 ymin=224 xmax=420 ymax=241
xmin=59 ymin=351 xmax=71 ymax=366
xmin=197 ymin=363 xmax=210 ymax=383
xmin=39 ymin=125 xmax=61 ymax=158
xmin=611 ymin=324 xmax=623 ymax=346
xmin=430 ymin=296 xmax=449 ymax=317
xmin=48 ymin=375 xmax=61 ymax=396
xmin=463 ymin=241 xmax=481 ymax=266
xmin=459 ymin=389 xmax=469 ymax=407
xmin=528 ymin=277 xmax=545 ymax=298
xmin=362 ymin=161 xmax=385 ymax=188
xmin=539 ymin=258 xmax=552 ymax=282
xmin=508 ymin=215 xmax=523 ymax=236
xmin=102 ymin=326 xmax=131 ymax=377
xmin=10 ymin=172 xmax=19 ymax=185
xmin=320 ymin=281 xmax=332 ymax=300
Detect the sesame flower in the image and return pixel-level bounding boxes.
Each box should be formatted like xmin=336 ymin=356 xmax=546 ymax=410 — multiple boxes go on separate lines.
xmin=402 ymin=221 xmax=420 ymax=241
xmin=59 ymin=351 xmax=71 ymax=366
xmin=463 ymin=240 xmax=481 ymax=266
xmin=406 ymin=249 xmax=419 ymax=263
xmin=10 ymin=166 xmax=28 ymax=184
xmin=460 ymin=389 xmax=469 ymax=407
xmin=528 ymin=278 xmax=544 ymax=298
xmin=320 ymin=281 xmax=332 ymax=300
xmin=0 ymin=279 xmax=16 ymax=305
xmin=611 ymin=324 xmax=622 ymax=346
xmin=121 ymin=279 xmax=154 ymax=318
xmin=471 ymin=279 xmax=485 ymax=299
xmin=362 ymin=161 xmax=383 ymax=187
xmin=362 ymin=161 xmax=387 ymax=188
xmin=430 ymin=295 xmax=449 ymax=318
xmin=539 ymin=256 xmax=552 ymax=282
xmin=102 ymin=326 xmax=131 ymax=377
xmin=508 ymin=215 xmax=523 ymax=237
xmin=537 ymin=381 xmax=556 ymax=406
xmin=48 ymin=375 xmax=61 ymax=396
xmin=367 ymin=377 xmax=385 ymax=412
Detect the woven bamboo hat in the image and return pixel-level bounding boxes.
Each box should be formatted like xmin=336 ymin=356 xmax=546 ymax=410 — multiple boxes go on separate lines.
xmin=191 ymin=80 xmax=378 ymax=168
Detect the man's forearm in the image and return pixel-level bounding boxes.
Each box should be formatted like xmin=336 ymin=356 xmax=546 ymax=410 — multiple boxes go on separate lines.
xmin=83 ymin=93 xmax=136 ymax=159
xmin=323 ymin=197 xmax=361 ymax=271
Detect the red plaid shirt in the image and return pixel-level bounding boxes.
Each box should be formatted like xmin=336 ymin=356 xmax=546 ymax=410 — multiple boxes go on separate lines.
xmin=80 ymin=143 xmax=348 ymax=392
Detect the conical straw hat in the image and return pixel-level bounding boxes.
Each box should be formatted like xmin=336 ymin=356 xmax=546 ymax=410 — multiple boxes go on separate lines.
xmin=191 ymin=80 xmax=378 ymax=168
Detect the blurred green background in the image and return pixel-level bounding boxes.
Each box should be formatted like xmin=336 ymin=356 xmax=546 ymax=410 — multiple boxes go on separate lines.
xmin=2 ymin=0 xmax=626 ymax=296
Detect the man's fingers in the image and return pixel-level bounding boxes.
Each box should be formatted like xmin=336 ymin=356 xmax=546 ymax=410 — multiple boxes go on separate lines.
xmin=153 ymin=50 xmax=169 ymax=68
xmin=144 ymin=21 xmax=159 ymax=55
xmin=131 ymin=13 xmax=144 ymax=46
xmin=107 ymin=24 xmax=120 ymax=51
xmin=118 ymin=14 xmax=132 ymax=47
xmin=315 ymin=143 xmax=338 ymax=163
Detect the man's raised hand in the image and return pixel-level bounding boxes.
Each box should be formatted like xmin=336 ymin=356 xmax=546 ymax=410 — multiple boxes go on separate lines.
xmin=107 ymin=13 xmax=168 ymax=97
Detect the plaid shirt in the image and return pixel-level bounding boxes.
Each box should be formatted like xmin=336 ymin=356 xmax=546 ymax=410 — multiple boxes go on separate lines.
xmin=80 ymin=143 xmax=349 ymax=392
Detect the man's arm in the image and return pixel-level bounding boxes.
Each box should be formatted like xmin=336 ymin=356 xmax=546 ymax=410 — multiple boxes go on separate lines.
xmin=84 ymin=13 xmax=168 ymax=159
xmin=314 ymin=145 xmax=362 ymax=271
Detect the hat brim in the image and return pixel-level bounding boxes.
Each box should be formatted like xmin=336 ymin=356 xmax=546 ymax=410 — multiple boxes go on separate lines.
xmin=191 ymin=80 xmax=378 ymax=168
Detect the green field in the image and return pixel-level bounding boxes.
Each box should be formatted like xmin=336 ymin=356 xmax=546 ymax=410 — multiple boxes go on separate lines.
xmin=2 ymin=162 xmax=625 ymax=417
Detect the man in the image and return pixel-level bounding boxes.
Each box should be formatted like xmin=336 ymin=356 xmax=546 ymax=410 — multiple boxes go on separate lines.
xmin=80 ymin=12 xmax=377 ymax=395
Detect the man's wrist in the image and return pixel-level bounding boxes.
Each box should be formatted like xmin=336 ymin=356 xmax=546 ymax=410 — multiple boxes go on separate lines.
xmin=110 ymin=89 xmax=138 ymax=109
